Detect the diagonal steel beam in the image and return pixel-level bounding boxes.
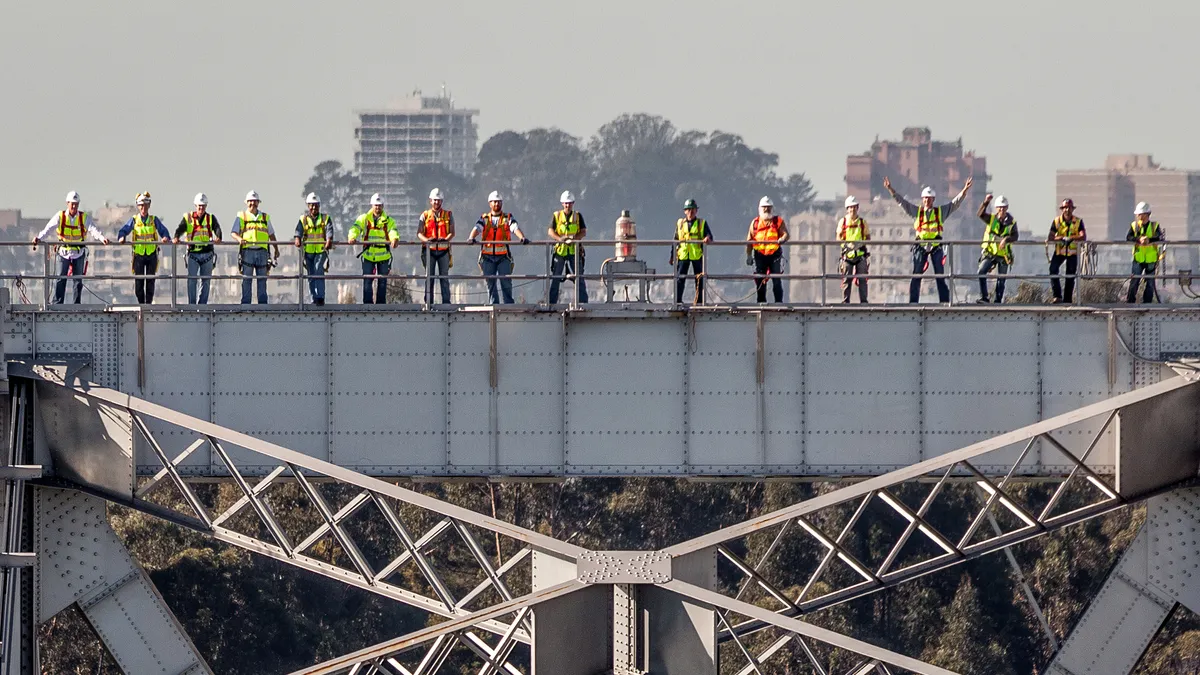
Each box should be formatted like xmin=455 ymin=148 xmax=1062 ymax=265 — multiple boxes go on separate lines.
xmin=663 ymin=579 xmax=960 ymax=675
xmin=135 ymin=436 xmax=208 ymax=499
xmin=291 ymin=580 xmax=586 ymax=675
xmin=132 ymin=414 xmax=212 ymax=527
xmin=212 ymin=465 xmax=289 ymax=528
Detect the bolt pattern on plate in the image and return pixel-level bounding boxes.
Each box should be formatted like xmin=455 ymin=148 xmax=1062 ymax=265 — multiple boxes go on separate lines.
xmin=577 ymin=550 xmax=671 ymax=584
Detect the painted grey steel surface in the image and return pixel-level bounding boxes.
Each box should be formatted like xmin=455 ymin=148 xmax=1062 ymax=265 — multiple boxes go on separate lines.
xmin=2 ymin=307 xmax=1196 ymax=477
xmin=1147 ymin=490 xmax=1200 ymax=613
xmin=34 ymin=488 xmax=210 ymax=674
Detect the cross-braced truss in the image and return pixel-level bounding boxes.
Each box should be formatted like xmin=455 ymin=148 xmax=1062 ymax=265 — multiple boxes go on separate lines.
xmin=15 ymin=367 xmax=1200 ymax=675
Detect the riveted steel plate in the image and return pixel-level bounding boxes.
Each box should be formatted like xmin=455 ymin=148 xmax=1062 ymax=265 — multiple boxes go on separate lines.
xmin=578 ymin=550 xmax=672 ymax=584
xmin=1148 ymin=488 xmax=1200 ymax=612
xmin=1040 ymin=315 xmax=1123 ymax=472
xmin=494 ymin=315 xmax=567 ymax=471
xmin=686 ymin=317 xmax=760 ymax=467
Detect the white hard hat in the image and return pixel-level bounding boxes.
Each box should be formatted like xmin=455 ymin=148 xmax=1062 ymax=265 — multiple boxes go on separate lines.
xmin=245 ymin=190 xmax=261 ymax=202
xmin=135 ymin=192 xmax=151 ymax=205
xmin=193 ymin=193 xmax=208 ymax=206
xmin=488 ymin=190 xmax=503 ymax=202
xmin=844 ymin=196 xmax=859 ymax=208
xmin=370 ymin=193 xmax=384 ymax=206
xmin=560 ymin=190 xmax=576 ymax=203
xmin=428 ymin=188 xmax=444 ymax=200
xmin=994 ymin=195 xmax=1009 ymax=208
xmin=305 ymin=192 xmax=321 ymax=205
xmin=65 ymin=191 xmax=81 ymax=203
xmin=921 ymin=187 xmax=936 ymax=199
xmin=1135 ymin=201 xmax=1152 ymax=215
xmin=759 ymin=196 xmax=774 ymax=208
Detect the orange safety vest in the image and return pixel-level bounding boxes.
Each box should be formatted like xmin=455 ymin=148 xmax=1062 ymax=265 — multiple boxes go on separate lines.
xmin=751 ymin=216 xmax=782 ymax=254
xmin=422 ymin=209 xmax=452 ymax=251
xmin=914 ymin=207 xmax=943 ymax=242
xmin=58 ymin=211 xmax=87 ymax=251
xmin=480 ymin=212 xmax=512 ymax=256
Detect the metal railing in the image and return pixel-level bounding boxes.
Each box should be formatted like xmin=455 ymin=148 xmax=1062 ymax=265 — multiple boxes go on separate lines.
xmin=0 ymin=238 xmax=1196 ymax=310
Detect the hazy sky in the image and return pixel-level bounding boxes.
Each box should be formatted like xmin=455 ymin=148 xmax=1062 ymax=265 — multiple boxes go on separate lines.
xmin=3 ymin=0 xmax=1199 ymax=228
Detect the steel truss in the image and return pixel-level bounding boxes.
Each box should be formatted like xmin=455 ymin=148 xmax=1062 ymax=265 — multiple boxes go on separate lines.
xmin=15 ymin=366 xmax=1200 ymax=675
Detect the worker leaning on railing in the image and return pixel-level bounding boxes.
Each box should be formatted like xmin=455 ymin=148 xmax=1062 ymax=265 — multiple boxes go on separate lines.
xmin=32 ymin=191 xmax=110 ymax=304
xmin=230 ymin=191 xmax=281 ymax=305
xmin=174 ymin=193 xmax=223 ymax=305
xmin=1127 ymin=202 xmax=1165 ymax=304
xmin=466 ymin=191 xmax=529 ymax=305
xmin=975 ymin=194 xmax=1018 ymax=304
xmin=883 ymin=175 xmax=973 ymax=304
xmin=349 ymin=193 xmax=400 ymax=305
xmin=116 ymin=192 xmax=171 ymax=305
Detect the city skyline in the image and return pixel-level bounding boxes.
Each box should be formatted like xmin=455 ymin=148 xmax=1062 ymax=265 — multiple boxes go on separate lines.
xmin=3 ymin=0 xmax=1200 ymax=230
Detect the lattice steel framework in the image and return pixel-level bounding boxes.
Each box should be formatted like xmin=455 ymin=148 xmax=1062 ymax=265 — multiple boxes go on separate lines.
xmin=8 ymin=365 xmax=1200 ymax=675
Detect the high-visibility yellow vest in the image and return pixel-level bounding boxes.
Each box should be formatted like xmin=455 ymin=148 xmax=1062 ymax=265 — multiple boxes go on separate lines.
xmin=131 ymin=215 xmax=160 ymax=255
xmin=554 ymin=210 xmax=582 ymax=256
xmin=57 ymin=211 xmax=87 ymax=252
xmin=184 ymin=213 xmax=213 ymax=248
xmin=915 ymin=207 xmax=943 ymax=243
xmin=301 ymin=214 xmax=330 ymax=254
xmin=353 ymin=212 xmax=396 ymax=263
xmin=238 ymin=211 xmax=271 ymax=249
xmin=1131 ymin=220 xmax=1160 ymax=263
xmin=1052 ymin=217 xmax=1082 ymax=256
xmin=981 ymin=215 xmax=1015 ymax=261
xmin=839 ymin=217 xmax=868 ymax=260
xmin=676 ymin=218 xmax=707 ymax=261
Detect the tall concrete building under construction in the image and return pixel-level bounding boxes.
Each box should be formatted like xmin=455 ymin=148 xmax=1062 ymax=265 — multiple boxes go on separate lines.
xmin=354 ymin=90 xmax=479 ymax=232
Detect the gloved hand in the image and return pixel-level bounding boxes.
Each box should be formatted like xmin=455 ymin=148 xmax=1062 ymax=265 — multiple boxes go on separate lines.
xmin=467 ymin=238 xmax=477 ymax=245
xmin=563 ymin=238 xmax=574 ymax=245
xmin=521 ymin=238 xmax=530 ymax=245
xmin=746 ymin=254 xmax=754 ymax=266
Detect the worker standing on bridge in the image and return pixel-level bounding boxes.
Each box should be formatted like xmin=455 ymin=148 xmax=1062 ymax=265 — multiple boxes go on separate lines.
xmin=33 ymin=191 xmax=110 ymax=304
xmin=975 ymin=194 xmax=1018 ymax=304
xmin=673 ymin=198 xmax=712 ymax=305
xmin=174 ymin=193 xmax=222 ymax=305
xmin=1126 ymin=202 xmax=1164 ymax=304
xmin=548 ymin=191 xmax=588 ymax=304
xmin=1047 ymin=198 xmax=1086 ymax=304
xmin=418 ymin=188 xmax=455 ymax=305
xmin=837 ymin=196 xmax=870 ymax=304
xmin=884 ymin=176 xmax=973 ymax=303
xmin=231 ymin=191 xmax=280 ymax=304
xmin=467 ymin=191 xmax=528 ymax=305
xmin=350 ymin=194 xmax=400 ymax=304
xmin=116 ymin=192 xmax=171 ymax=304
xmin=294 ymin=193 xmax=334 ymax=306
xmin=746 ymin=196 xmax=789 ymax=303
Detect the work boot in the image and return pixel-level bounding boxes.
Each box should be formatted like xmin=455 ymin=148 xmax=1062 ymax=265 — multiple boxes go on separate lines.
xmin=1048 ymin=297 xmax=1063 ymax=304
xmin=975 ymin=297 xmax=990 ymax=304
xmin=315 ymin=298 xmax=325 ymax=306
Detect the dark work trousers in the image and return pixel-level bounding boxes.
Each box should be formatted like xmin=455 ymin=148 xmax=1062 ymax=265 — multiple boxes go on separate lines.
xmin=675 ymin=258 xmax=704 ymax=304
xmin=362 ymin=257 xmax=392 ymax=304
xmin=910 ymin=245 xmax=949 ymax=303
xmin=133 ymin=252 xmax=159 ymax=304
xmin=977 ymin=255 xmax=1010 ymax=302
xmin=753 ymin=250 xmax=783 ymax=303
xmin=840 ymin=257 xmax=869 ymax=303
xmin=54 ymin=253 xmax=87 ymax=304
xmin=1048 ymin=254 xmax=1078 ymax=302
xmin=1127 ymin=261 xmax=1157 ymax=303
xmin=549 ymin=253 xmax=588 ymax=304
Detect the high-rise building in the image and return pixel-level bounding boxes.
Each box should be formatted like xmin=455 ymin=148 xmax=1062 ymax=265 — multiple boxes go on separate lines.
xmin=354 ymin=90 xmax=480 ymax=233
xmin=1057 ymin=154 xmax=1200 ymax=271
xmin=845 ymin=127 xmax=989 ymax=238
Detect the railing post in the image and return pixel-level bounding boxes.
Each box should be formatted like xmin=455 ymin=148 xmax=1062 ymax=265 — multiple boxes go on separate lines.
xmin=170 ymin=240 xmax=178 ymax=309
xmin=297 ymin=244 xmax=305 ymax=310
xmin=946 ymin=241 xmax=955 ymax=306
xmin=571 ymin=242 xmax=581 ymax=310
xmin=543 ymin=243 xmax=552 ymax=305
xmin=819 ymin=242 xmax=827 ymax=306
xmin=41 ymin=245 xmax=50 ymax=309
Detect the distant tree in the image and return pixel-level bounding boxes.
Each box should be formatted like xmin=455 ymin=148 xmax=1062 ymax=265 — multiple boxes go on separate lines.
xmin=926 ymin=574 xmax=1018 ymax=675
xmin=302 ymin=161 xmax=366 ymax=236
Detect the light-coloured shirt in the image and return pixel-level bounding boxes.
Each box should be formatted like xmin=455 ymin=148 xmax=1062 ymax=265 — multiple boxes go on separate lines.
xmin=37 ymin=211 xmax=107 ymax=260
xmin=231 ymin=211 xmax=276 ymax=237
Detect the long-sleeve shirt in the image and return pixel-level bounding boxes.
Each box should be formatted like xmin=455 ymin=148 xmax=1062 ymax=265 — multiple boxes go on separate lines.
xmin=977 ymin=205 xmax=1019 ymax=242
xmin=36 ymin=211 xmax=107 ymax=260
xmin=889 ymin=191 xmax=967 ymax=234
xmin=116 ymin=216 xmax=171 ymax=241
xmin=1126 ymin=221 xmax=1165 ymax=242
xmin=174 ymin=214 xmax=224 ymax=253
xmin=294 ymin=215 xmax=335 ymax=241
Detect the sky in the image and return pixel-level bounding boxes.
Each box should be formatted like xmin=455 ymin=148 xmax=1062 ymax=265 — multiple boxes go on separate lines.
xmin=3 ymin=0 xmax=1200 ymax=227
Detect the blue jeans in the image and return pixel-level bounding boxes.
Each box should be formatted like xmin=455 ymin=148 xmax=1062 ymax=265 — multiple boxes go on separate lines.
xmin=304 ymin=252 xmax=327 ymax=303
xmin=479 ymin=254 xmax=514 ymax=304
xmin=186 ymin=251 xmax=215 ymax=304
xmin=240 ymin=248 xmax=269 ymax=304
xmin=910 ymin=245 xmax=950 ymax=303
xmin=977 ymin=255 xmax=1009 ymax=302
xmin=54 ymin=253 xmax=86 ymax=304
xmin=362 ymin=257 xmax=391 ymax=304
xmin=549 ymin=253 xmax=588 ymax=304
xmin=425 ymin=249 xmax=451 ymax=304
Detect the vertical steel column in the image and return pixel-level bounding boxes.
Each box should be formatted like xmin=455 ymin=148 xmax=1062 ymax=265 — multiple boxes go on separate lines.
xmin=530 ymin=551 xmax=606 ymax=675
xmin=642 ymin=547 xmax=719 ymax=674
xmin=297 ymin=245 xmax=306 ymax=309
xmin=169 ymin=240 xmax=178 ymax=309
xmin=819 ymin=242 xmax=827 ymax=306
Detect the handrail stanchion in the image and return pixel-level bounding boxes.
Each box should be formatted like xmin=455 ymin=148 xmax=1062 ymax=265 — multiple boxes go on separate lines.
xmin=819 ymin=242 xmax=827 ymax=307
xmin=543 ymin=243 xmax=552 ymax=305
xmin=572 ymin=241 xmax=582 ymax=310
xmin=297 ymin=244 xmax=305 ymax=310
xmin=946 ymin=241 xmax=955 ymax=306
xmin=170 ymin=240 xmax=178 ymax=309
xmin=42 ymin=245 xmax=50 ymax=309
